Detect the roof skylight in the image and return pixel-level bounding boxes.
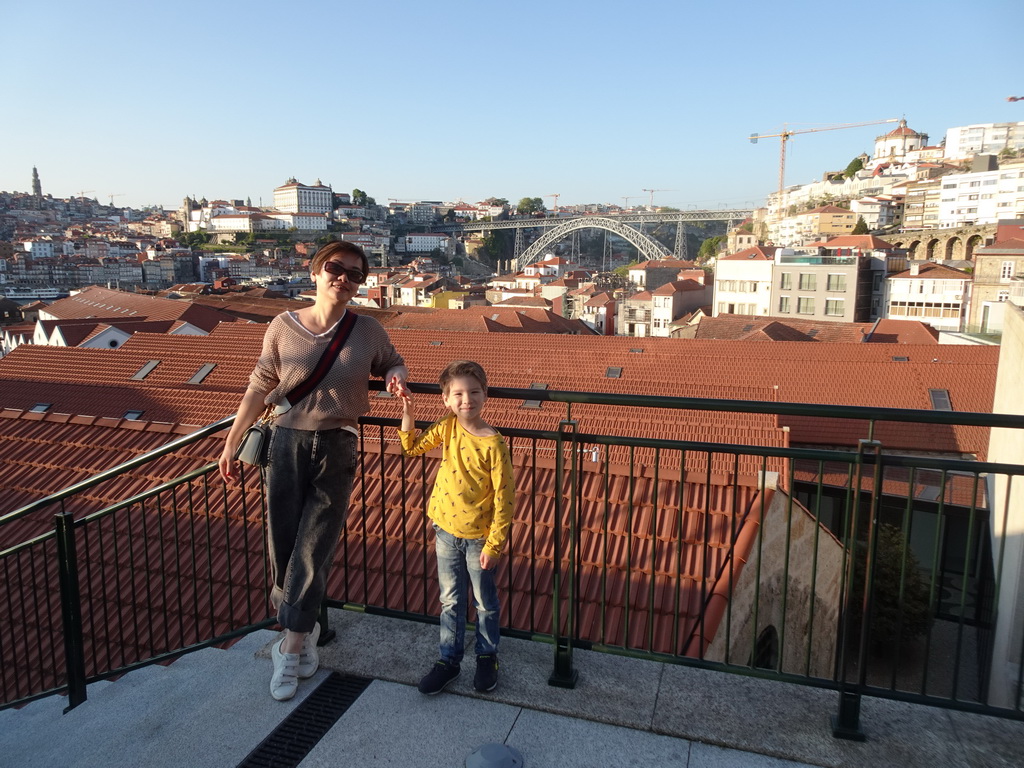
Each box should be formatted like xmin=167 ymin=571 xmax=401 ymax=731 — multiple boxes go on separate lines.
xmin=928 ymin=389 xmax=952 ymax=411
xmin=522 ymin=382 xmax=547 ymax=409
xmin=187 ymin=363 xmax=217 ymax=385
xmin=131 ymin=360 xmax=161 ymax=380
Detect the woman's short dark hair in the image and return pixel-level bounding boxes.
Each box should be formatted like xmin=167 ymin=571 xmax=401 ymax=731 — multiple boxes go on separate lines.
xmin=310 ymin=241 xmax=369 ymax=278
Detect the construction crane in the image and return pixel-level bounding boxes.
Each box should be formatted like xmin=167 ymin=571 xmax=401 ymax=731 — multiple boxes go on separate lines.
xmin=749 ymin=118 xmax=898 ymax=203
xmin=621 ymin=195 xmax=644 ymax=210
xmin=108 ymin=193 xmax=125 ymax=206
xmin=641 ymin=188 xmax=675 ymax=209
xmin=545 ymin=193 xmax=560 ymax=215
xmin=77 ymin=190 xmax=95 ymax=201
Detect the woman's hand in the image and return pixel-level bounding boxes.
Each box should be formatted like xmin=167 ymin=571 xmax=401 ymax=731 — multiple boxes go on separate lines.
xmin=219 ymin=442 xmax=240 ymax=483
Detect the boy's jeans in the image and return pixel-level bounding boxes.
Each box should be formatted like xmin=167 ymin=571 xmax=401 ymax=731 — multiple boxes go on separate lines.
xmin=433 ymin=524 xmax=500 ymax=664
xmin=265 ymin=426 xmax=357 ymax=633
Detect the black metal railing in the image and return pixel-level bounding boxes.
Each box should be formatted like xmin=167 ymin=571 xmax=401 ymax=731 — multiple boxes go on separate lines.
xmin=1 ymin=386 xmax=1022 ymax=740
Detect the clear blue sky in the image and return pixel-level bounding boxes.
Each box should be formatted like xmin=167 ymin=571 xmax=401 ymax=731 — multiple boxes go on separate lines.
xmin=2 ymin=0 xmax=1021 ymax=211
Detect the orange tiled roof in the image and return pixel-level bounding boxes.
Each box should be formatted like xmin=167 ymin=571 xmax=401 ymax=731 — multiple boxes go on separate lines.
xmin=889 ymin=264 xmax=970 ymax=279
xmin=816 ymin=235 xmax=896 ymax=249
xmin=42 ymin=286 xmax=237 ymax=333
xmin=693 ymin=314 xmax=940 ymax=346
xmin=720 ymin=246 xmax=777 ymax=261
xmin=379 ymin=307 xmax=593 ymax=334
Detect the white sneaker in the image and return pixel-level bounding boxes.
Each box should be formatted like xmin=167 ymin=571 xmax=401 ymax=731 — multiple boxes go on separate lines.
xmin=270 ymin=639 xmax=300 ymax=701
xmin=297 ymin=623 xmax=321 ymax=679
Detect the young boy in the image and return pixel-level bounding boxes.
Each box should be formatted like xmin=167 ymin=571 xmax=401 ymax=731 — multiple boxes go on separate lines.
xmin=397 ymin=360 xmax=515 ymax=694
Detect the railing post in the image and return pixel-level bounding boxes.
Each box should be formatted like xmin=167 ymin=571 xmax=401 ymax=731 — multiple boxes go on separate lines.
xmin=549 ymin=419 xmax=579 ymax=688
xmin=831 ymin=438 xmax=880 ymax=741
xmin=317 ymin=599 xmax=335 ymax=645
xmin=54 ymin=510 xmax=88 ymax=712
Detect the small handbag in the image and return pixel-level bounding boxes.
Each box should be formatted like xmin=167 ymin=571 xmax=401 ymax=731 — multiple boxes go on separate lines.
xmin=235 ymin=405 xmax=275 ymax=466
xmin=233 ymin=311 xmax=360 ymax=467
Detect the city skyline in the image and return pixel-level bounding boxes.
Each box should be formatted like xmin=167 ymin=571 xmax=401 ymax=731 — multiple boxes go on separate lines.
xmin=2 ymin=0 xmax=1022 ymax=211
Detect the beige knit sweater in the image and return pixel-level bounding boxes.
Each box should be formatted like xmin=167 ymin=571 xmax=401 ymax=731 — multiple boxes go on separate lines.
xmin=248 ymin=310 xmax=404 ymax=431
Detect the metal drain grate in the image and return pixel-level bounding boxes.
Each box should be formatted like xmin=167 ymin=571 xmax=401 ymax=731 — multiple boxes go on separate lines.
xmin=236 ymin=672 xmax=372 ymax=768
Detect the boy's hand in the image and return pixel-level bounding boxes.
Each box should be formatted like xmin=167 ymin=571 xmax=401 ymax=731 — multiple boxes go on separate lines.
xmin=387 ymin=374 xmax=410 ymax=400
xmin=480 ymin=551 xmax=497 ymax=570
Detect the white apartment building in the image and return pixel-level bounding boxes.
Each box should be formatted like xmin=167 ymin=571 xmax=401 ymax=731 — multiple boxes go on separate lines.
xmin=944 ymin=122 xmax=1024 ymax=161
xmin=400 ymin=233 xmax=453 ymax=255
xmin=265 ymin=212 xmax=329 ymax=231
xmin=410 ymin=203 xmax=439 ymax=225
xmin=273 ymin=178 xmax=332 ymax=214
xmin=884 ymin=262 xmax=971 ymax=333
xmin=775 ymin=205 xmax=857 ymax=247
xmin=713 ymin=246 xmax=777 ymax=316
xmin=849 ymin=195 xmax=903 ymax=230
xmin=901 ymin=178 xmax=942 ymax=231
xmin=938 ymin=167 xmax=1024 ymax=227
xmin=22 ymin=239 xmax=55 ymax=258
xmin=525 ymin=255 xmax=577 ymax=280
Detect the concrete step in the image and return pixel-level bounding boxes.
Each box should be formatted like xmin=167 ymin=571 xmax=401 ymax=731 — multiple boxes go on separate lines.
xmin=0 ymin=629 xmax=324 ymax=768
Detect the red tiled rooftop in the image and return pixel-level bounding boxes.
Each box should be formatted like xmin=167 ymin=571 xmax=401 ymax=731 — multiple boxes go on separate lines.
xmin=42 ymin=286 xmax=237 ymax=333
xmin=889 ymin=264 xmax=971 ymax=280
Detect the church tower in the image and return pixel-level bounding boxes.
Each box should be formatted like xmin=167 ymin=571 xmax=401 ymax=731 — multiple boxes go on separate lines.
xmin=31 ymin=166 xmax=42 ymax=197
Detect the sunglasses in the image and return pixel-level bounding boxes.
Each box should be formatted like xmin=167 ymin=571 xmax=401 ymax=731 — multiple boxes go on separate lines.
xmin=321 ymin=260 xmax=366 ymax=284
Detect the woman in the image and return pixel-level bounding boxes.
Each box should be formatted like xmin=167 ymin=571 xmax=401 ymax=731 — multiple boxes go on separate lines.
xmin=219 ymin=241 xmax=408 ymax=701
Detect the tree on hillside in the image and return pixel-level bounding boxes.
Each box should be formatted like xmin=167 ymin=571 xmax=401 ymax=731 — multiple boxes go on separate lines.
xmin=483 ymin=197 xmax=509 ymax=208
xmin=179 ymin=230 xmax=209 ymax=248
xmin=613 ymin=260 xmax=641 ymax=277
xmin=697 ymin=235 xmax=725 ymax=263
xmin=852 ymin=216 xmax=869 ymax=235
xmin=352 ymin=189 xmax=376 ymax=207
xmin=843 ymin=156 xmax=865 ymax=179
xmin=516 ymin=197 xmax=545 ymax=216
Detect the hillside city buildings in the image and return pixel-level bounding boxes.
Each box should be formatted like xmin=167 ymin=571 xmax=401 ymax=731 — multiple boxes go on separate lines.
xmin=2 ymin=119 xmax=1024 ymax=350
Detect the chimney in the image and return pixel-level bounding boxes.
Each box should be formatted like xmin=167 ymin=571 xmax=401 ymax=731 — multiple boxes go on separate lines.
xmin=909 ymin=262 xmax=920 ymax=276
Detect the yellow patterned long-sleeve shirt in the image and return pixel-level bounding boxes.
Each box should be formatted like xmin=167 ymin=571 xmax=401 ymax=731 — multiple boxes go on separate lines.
xmin=399 ymin=414 xmax=515 ymax=558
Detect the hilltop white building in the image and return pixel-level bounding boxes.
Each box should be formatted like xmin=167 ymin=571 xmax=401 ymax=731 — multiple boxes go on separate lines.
xmin=944 ymin=122 xmax=1024 ymax=161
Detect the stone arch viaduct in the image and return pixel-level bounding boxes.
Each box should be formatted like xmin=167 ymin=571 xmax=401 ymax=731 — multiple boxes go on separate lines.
xmin=886 ymin=223 xmax=997 ymax=261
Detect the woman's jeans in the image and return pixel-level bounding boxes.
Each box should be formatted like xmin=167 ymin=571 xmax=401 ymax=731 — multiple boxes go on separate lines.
xmin=433 ymin=524 xmax=500 ymax=664
xmin=264 ymin=426 xmax=357 ymax=633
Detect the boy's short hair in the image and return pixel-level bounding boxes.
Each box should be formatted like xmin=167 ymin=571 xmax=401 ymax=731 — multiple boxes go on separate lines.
xmin=309 ymin=240 xmax=369 ymax=278
xmin=439 ymin=360 xmax=488 ymax=395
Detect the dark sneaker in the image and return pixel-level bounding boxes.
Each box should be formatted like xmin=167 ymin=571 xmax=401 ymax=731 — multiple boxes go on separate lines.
xmin=474 ymin=654 xmax=498 ymax=692
xmin=418 ymin=660 xmax=460 ymax=695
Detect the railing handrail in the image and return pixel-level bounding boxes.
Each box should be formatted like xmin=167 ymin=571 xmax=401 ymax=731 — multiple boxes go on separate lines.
xmin=0 ymin=416 xmax=234 ymax=526
xmin=5 ymin=384 xmax=1022 ymax=527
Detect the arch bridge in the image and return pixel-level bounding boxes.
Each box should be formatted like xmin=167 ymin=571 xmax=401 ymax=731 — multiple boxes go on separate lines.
xmin=886 ymin=223 xmax=997 ymax=261
xmin=515 ymin=216 xmax=677 ymax=271
xmin=437 ymin=209 xmax=752 ymax=271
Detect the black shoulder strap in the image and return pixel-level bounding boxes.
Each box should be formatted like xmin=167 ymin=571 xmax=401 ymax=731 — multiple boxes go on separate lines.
xmin=285 ymin=311 xmax=359 ymax=406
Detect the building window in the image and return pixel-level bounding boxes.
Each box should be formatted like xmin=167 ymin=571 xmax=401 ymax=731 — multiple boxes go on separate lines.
xmin=825 ymin=299 xmax=844 ymax=316
xmin=780 ymin=273 xmax=792 ymax=290
xmin=797 ymin=297 xmax=815 ymax=314
xmin=798 ymin=274 xmax=816 ymax=291
xmin=826 ymin=274 xmax=846 ymax=292
xmin=1001 ymin=261 xmax=1016 ymax=280
xmin=778 ymin=296 xmax=790 ymax=313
